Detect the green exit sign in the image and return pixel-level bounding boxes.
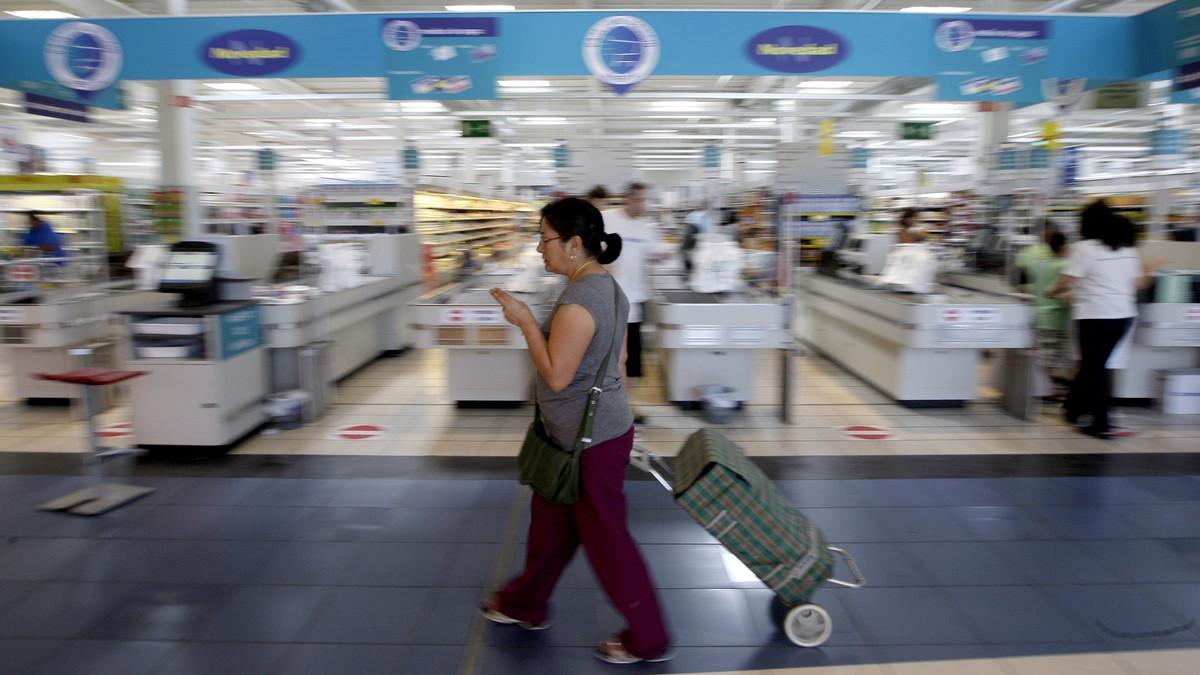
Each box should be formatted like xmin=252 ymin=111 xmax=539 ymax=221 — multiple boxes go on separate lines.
xmin=900 ymin=122 xmax=935 ymax=141
xmin=461 ymin=120 xmax=492 ymax=138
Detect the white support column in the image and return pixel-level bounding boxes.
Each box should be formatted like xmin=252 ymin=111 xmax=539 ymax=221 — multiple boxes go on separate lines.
xmin=975 ymin=105 xmax=1010 ymax=190
xmin=157 ymin=0 xmax=199 ymax=237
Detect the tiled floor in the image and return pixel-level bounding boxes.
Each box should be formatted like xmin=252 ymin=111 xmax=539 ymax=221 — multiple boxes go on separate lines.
xmin=1 ymin=472 xmax=1199 ymax=674
xmin=0 ymin=343 xmax=1198 ymax=674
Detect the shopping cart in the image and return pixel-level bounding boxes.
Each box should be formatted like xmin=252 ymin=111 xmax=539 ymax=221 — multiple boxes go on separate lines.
xmin=631 ymin=430 xmax=866 ymax=648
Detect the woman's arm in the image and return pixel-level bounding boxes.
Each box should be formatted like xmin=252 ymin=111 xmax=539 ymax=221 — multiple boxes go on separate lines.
xmin=490 ymin=289 xmax=595 ymax=393
xmin=1047 ymin=275 xmax=1076 ymax=299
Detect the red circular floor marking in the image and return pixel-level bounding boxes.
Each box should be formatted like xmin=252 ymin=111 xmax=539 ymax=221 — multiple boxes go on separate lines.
xmin=337 ymin=424 xmax=384 ymax=440
xmin=841 ymin=425 xmax=892 ymax=441
xmin=97 ymin=422 xmax=132 ymax=438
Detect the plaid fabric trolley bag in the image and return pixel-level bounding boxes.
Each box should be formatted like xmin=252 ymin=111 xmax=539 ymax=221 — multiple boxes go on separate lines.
xmin=632 ymin=429 xmax=865 ymax=647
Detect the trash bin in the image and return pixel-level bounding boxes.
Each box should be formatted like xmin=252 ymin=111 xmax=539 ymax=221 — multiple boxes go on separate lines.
xmin=299 ymin=341 xmax=332 ymax=423
xmin=699 ymin=385 xmax=739 ymax=425
xmin=265 ymin=390 xmax=309 ymax=431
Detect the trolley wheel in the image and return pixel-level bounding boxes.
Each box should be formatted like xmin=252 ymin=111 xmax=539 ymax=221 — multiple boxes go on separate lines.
xmin=784 ymin=603 xmax=832 ymax=648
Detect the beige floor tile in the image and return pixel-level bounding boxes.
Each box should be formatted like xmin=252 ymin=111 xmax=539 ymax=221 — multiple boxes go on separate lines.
xmin=889 ymin=658 xmax=1009 ymax=675
xmin=998 ymin=651 xmax=1132 ymax=675
xmin=1110 ymin=648 xmax=1200 ymax=674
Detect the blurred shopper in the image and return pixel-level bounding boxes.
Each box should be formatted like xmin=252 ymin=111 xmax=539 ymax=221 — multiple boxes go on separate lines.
xmin=680 ymin=200 xmax=712 ymax=274
xmin=22 ymin=211 xmax=67 ymax=259
xmin=603 ymin=183 xmax=663 ymax=424
xmin=1029 ymin=230 xmax=1071 ymax=400
xmin=586 ymin=185 xmax=610 ymax=210
xmin=485 ymin=197 xmax=673 ymax=665
xmin=1050 ymin=200 xmax=1156 ymax=439
xmin=897 ymin=207 xmax=920 ymax=244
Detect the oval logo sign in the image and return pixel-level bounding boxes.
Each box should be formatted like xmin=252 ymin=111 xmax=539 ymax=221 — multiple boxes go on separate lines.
xmin=746 ymin=25 xmax=848 ymax=74
xmin=203 ymin=30 xmax=299 ymax=77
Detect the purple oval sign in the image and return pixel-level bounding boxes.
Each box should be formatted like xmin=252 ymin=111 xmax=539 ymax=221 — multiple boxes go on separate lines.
xmin=202 ymin=29 xmax=300 ymax=76
xmin=746 ymin=25 xmax=848 ymax=74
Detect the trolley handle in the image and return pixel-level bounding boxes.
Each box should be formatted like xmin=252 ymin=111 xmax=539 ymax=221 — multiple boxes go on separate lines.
xmin=631 ymin=445 xmax=674 ymax=493
xmin=825 ymin=546 xmax=866 ymax=589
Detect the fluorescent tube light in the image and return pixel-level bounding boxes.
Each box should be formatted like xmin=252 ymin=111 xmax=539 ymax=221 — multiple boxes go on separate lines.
xmin=642 ymin=129 xmax=678 ymax=134
xmin=499 ymin=80 xmax=551 ymax=88
xmin=400 ymin=101 xmax=446 ymax=113
xmin=204 ymin=82 xmax=261 ymax=92
xmin=5 ymin=10 xmax=78 ymax=19
xmin=796 ymin=81 xmax=854 ymax=89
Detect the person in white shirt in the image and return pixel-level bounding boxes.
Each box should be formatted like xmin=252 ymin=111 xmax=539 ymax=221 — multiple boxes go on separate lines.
xmin=681 ymin=201 xmax=713 ymax=273
xmin=603 ymin=183 xmax=662 ymax=424
xmin=1049 ymin=200 xmax=1158 ymax=439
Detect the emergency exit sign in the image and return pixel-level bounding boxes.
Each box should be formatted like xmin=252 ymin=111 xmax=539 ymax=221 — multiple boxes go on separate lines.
xmin=461 ymin=120 xmax=492 ymax=138
xmin=900 ymin=122 xmax=935 ymax=140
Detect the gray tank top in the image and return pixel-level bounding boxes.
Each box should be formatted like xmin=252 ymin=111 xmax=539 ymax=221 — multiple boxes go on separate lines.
xmin=536 ymin=273 xmax=634 ymax=449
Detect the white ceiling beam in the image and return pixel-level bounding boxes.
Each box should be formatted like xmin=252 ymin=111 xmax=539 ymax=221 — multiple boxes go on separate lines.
xmin=195 ymin=91 xmax=930 ymax=103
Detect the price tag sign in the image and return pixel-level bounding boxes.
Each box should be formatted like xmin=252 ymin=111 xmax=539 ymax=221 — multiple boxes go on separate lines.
xmin=5 ymin=264 xmax=38 ymax=283
xmin=0 ymin=308 xmax=22 ymax=324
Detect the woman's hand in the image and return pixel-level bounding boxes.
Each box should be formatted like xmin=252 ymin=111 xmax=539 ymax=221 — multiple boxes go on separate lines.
xmin=490 ymin=288 xmax=536 ymax=330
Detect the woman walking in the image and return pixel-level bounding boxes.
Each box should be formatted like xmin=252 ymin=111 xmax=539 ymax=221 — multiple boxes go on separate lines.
xmin=1051 ymin=200 xmax=1156 ymax=439
xmin=484 ymin=197 xmax=673 ymax=665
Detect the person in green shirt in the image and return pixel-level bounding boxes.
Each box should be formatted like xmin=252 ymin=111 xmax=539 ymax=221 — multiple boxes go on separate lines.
xmin=1016 ymin=218 xmax=1057 ymax=282
xmin=1030 ymin=230 xmax=1071 ymax=399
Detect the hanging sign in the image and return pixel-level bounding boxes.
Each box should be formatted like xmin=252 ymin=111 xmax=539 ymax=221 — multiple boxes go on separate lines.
xmin=703 ymin=144 xmax=720 ymax=169
xmin=382 ymin=17 xmax=498 ymax=100
xmin=1060 ymin=146 xmax=1081 ymax=186
xmin=554 ymin=143 xmax=569 ymax=169
xmin=1030 ymin=146 xmax=1051 ymax=170
xmin=460 ymin=119 xmax=492 ymax=138
xmin=934 ymin=18 xmax=1049 ymax=103
xmin=582 ymin=15 xmax=659 ymax=95
xmin=0 ymin=80 xmax=124 ymax=111
xmin=402 ymin=145 xmax=420 ymax=171
xmin=43 ymin=22 xmax=123 ymax=101
xmin=745 ymin=25 xmax=848 ymax=74
xmin=23 ymin=93 xmax=90 ymax=124
xmin=1092 ymin=81 xmax=1145 ymax=109
xmin=850 ymin=147 xmax=870 ymax=169
xmin=257 ymin=148 xmax=276 ymax=172
xmin=900 ymin=122 xmax=935 ymax=140
xmin=1173 ymin=60 xmax=1200 ymax=103
xmin=202 ymin=29 xmax=300 ymax=77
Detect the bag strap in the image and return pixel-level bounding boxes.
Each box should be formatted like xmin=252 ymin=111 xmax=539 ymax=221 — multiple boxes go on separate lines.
xmin=570 ymin=276 xmax=622 ymax=454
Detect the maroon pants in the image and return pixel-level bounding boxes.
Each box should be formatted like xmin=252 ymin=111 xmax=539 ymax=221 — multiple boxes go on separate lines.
xmin=497 ymin=426 xmax=671 ymax=659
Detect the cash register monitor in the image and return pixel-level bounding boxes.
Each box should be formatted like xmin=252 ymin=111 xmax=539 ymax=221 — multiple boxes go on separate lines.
xmin=160 ymin=241 xmax=220 ymax=305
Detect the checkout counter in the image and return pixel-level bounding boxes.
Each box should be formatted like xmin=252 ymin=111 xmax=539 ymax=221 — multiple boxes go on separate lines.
xmin=0 ymin=260 xmax=168 ymax=403
xmin=1114 ymin=240 xmax=1200 ymax=400
xmin=121 ymin=233 xmax=424 ymax=451
xmin=409 ymin=267 xmax=559 ymax=404
xmin=797 ymin=270 xmax=1032 ymax=406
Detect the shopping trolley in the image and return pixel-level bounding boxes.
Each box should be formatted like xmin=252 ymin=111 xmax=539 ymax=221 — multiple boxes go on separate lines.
xmin=631 ymin=429 xmax=866 ymax=648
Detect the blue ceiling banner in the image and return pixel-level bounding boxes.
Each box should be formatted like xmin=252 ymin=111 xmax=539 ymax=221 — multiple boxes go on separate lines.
xmin=382 ymin=16 xmax=498 ymax=100
xmin=934 ymin=18 xmax=1049 ymax=103
xmin=23 ymin=92 xmax=90 ymax=123
xmin=0 ymin=11 xmax=1163 ymax=83
xmin=1173 ymin=0 xmax=1200 ymax=102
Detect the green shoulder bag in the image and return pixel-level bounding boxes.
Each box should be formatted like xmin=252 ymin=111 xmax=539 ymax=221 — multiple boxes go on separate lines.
xmin=518 ymin=279 xmax=621 ymax=505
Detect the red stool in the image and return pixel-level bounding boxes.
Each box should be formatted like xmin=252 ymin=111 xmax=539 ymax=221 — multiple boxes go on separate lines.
xmin=35 ymin=367 xmax=154 ymax=516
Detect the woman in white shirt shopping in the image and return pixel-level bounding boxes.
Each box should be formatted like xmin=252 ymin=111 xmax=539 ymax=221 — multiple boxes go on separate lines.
xmin=1050 ymin=200 xmax=1157 ymax=439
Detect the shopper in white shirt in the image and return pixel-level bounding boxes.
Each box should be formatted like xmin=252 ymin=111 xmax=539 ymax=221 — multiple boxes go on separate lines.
xmin=603 ymin=183 xmax=663 ymax=424
xmin=1049 ymin=200 xmax=1157 ymax=439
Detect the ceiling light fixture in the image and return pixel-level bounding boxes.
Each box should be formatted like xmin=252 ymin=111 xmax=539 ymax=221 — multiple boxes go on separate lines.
xmin=501 ymin=87 xmax=556 ymax=94
xmin=498 ymin=80 xmax=551 ymax=88
xmin=5 ymin=10 xmax=78 ymax=19
xmin=204 ymin=82 xmax=261 ymax=92
xmin=650 ymin=101 xmax=708 ymax=112
xmin=400 ymin=101 xmax=447 ymax=113
xmin=750 ymin=118 xmax=777 ymax=124
xmin=904 ymin=102 xmax=967 ymax=115
xmin=445 ymin=5 xmax=516 ymax=11
xmin=519 ymin=117 xmax=569 ymax=125
xmin=796 ymin=81 xmax=854 ymax=89
xmin=838 ymin=131 xmax=884 ymax=138
xmin=642 ymin=129 xmax=678 ymax=134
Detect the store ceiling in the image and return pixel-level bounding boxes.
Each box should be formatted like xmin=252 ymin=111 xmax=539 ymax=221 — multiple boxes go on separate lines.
xmin=0 ymin=0 xmax=1189 ymax=191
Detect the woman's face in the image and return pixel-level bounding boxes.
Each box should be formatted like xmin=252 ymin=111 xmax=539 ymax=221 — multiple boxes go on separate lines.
xmin=537 ymin=219 xmax=578 ymax=276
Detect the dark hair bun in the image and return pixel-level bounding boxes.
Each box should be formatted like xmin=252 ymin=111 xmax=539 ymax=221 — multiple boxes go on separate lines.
xmin=597 ymin=232 xmax=623 ymax=265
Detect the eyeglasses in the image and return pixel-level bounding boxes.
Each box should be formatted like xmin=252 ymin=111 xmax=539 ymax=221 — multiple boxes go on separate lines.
xmin=538 ymin=235 xmax=562 ymax=247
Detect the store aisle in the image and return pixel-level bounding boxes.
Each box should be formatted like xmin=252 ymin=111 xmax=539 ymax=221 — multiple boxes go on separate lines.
xmin=1 ymin=466 xmax=1199 ymax=674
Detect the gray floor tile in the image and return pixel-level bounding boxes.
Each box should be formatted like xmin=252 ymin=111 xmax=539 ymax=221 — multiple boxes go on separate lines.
xmin=342 ymin=541 xmax=456 ymax=587
xmin=644 ymin=544 xmax=731 ymax=589
xmin=198 ymin=585 xmax=330 ymax=642
xmin=251 ymin=541 xmax=372 ymax=585
xmin=837 ymin=587 xmax=978 ymax=645
xmin=988 ymin=540 xmax=1125 ymax=584
xmin=1118 ymin=504 xmax=1200 ymax=539
xmin=1123 ymin=477 xmax=1200 ymax=504
xmin=26 ymin=639 xmax=177 ymax=675
xmin=877 ymin=644 xmax=993 ymax=664
xmin=0 ymin=638 xmax=62 ymax=672
xmin=108 ymin=504 xmax=235 ymax=540
xmin=327 ymin=479 xmax=409 ymax=508
xmin=627 ymin=509 xmax=717 ymax=545
xmin=235 ymin=478 xmax=343 ymax=507
xmin=300 ymin=586 xmax=477 ymax=645
xmin=999 ymin=477 xmax=1161 ymax=507
xmin=138 ymin=477 xmax=270 ymax=507
xmin=155 ymin=643 xmax=287 ymax=675
xmin=863 ymin=507 xmax=976 ymax=543
xmin=270 ymin=644 xmax=411 ymax=675
xmin=0 ymin=581 xmax=135 ymax=639
xmin=902 ymin=542 xmax=1031 ymax=586
xmin=84 ymin=584 xmax=237 ymax=641
xmin=1160 ymin=538 xmax=1200 ymax=571
xmin=948 ymin=586 xmax=1097 ymax=644
xmin=54 ymin=539 xmax=192 ymax=583
xmin=805 ymin=508 xmax=891 ymax=543
xmin=199 ymin=505 xmax=318 ymax=541
xmin=486 ymin=587 xmax=621 ymax=648
xmin=0 ymin=538 xmax=94 ymax=581
xmin=1078 ymin=539 xmax=1200 ymax=583
xmin=442 ymin=542 xmax=502 ymax=588
xmin=818 ymin=542 xmax=932 ymax=588
xmin=1028 ymin=505 xmax=1152 ymax=540
xmin=0 ymin=580 xmax=36 ymax=614
xmin=659 ymin=588 xmax=756 ymax=647
xmin=911 ymin=478 xmax=1018 ymax=507
xmin=1044 ymin=585 xmax=1197 ymax=645
xmin=780 ymin=479 xmax=941 ymax=508
xmin=393 ymin=479 xmax=516 ymax=509
xmin=1137 ymin=583 xmax=1200 ymax=641
xmin=948 ymin=505 xmax=1065 ymax=541
xmin=288 ymin=507 xmax=396 ymax=542
xmin=139 ymin=540 xmax=280 ymax=585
